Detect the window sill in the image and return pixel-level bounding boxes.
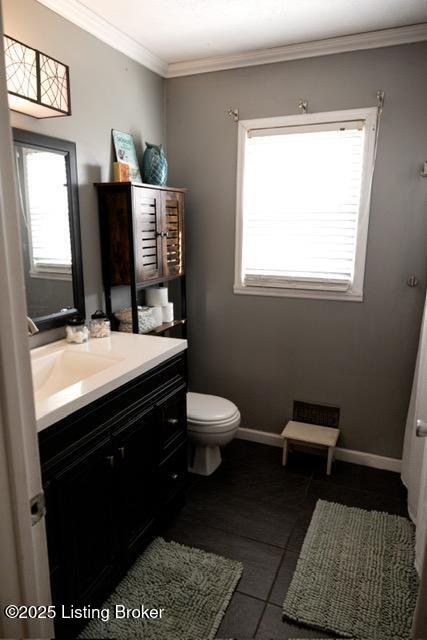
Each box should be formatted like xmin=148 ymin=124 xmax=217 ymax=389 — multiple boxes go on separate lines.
xmin=233 ymin=283 xmax=363 ymax=302
xmin=30 ymin=270 xmax=72 ymax=282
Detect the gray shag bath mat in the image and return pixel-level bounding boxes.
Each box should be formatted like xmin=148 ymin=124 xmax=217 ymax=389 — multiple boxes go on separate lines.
xmin=283 ymin=500 xmax=418 ymax=640
xmin=79 ymin=537 xmax=243 ymax=640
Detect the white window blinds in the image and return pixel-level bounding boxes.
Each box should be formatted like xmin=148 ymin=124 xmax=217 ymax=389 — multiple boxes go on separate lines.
xmin=241 ymin=120 xmax=366 ymax=291
xmin=23 ymin=148 xmax=72 ymax=273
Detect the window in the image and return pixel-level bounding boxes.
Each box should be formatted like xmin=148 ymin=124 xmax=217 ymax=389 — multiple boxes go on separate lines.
xmin=234 ymin=108 xmax=378 ymax=301
xmin=17 ymin=146 xmax=72 ymax=280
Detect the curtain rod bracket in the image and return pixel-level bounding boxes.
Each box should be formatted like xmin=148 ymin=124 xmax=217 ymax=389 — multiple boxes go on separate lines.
xmin=376 ymin=89 xmax=385 ymax=115
xmin=227 ymin=107 xmax=239 ymax=122
xmin=298 ymin=99 xmax=308 ymax=114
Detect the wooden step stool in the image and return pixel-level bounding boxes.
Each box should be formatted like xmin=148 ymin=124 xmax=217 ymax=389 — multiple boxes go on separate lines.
xmin=281 ymin=420 xmax=340 ymax=475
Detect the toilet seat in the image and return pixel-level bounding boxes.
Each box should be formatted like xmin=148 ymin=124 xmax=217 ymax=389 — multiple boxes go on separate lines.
xmin=188 ymin=411 xmax=241 ymax=434
xmin=187 ymin=392 xmax=238 ymax=423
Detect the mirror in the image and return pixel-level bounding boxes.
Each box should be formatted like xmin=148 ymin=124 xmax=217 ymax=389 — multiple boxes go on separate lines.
xmin=13 ymin=128 xmax=85 ymax=331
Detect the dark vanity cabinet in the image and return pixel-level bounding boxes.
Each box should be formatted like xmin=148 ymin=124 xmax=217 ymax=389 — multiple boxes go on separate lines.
xmin=38 ymin=354 xmax=187 ymax=635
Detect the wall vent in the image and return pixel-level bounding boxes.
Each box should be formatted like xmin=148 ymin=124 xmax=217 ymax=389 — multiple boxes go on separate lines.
xmin=293 ymin=400 xmax=340 ymax=428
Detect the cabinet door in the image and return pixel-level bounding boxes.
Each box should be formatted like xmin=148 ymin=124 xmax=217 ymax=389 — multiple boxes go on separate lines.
xmin=161 ymin=191 xmax=185 ymax=277
xmin=156 ymin=384 xmax=187 ymax=458
xmin=46 ymin=439 xmax=118 ymax=607
xmin=133 ymin=187 xmax=163 ymax=282
xmin=114 ymin=410 xmax=157 ymax=555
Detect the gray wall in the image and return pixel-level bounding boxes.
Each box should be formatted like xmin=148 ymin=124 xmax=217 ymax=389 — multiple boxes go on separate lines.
xmin=3 ymin=0 xmax=165 ymax=346
xmin=166 ymin=43 xmax=427 ymax=459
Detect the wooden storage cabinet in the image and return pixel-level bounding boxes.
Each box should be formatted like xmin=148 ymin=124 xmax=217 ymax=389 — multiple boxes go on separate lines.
xmin=96 ymin=181 xmax=187 ymax=338
xmin=39 ymin=354 xmax=188 ymax=636
xmin=96 ymin=182 xmax=185 ymax=288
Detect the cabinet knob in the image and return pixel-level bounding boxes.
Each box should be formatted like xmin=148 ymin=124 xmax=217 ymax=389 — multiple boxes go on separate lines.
xmin=170 ymin=472 xmax=179 ymax=481
xmin=168 ymin=418 xmax=179 ymax=426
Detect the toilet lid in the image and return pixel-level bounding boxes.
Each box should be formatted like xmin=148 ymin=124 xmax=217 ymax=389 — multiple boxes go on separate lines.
xmin=187 ymin=392 xmax=239 ymax=423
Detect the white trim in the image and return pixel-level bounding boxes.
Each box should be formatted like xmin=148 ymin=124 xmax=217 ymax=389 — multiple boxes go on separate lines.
xmin=32 ymin=6 xmax=427 ymax=78
xmin=35 ymin=0 xmax=168 ymax=77
xmin=0 ymin=7 xmax=52 ymax=636
xmin=233 ymin=284 xmax=363 ymax=302
xmin=236 ymin=427 xmax=402 ymax=473
xmin=237 ymin=427 xmax=283 ymax=448
xmin=167 ymin=24 xmax=427 ymax=77
xmin=335 ymin=446 xmax=401 ymax=473
xmin=233 ymin=108 xmax=377 ymax=302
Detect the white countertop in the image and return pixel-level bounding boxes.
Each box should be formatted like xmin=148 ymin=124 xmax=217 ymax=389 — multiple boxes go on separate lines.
xmin=31 ymin=332 xmax=187 ymax=432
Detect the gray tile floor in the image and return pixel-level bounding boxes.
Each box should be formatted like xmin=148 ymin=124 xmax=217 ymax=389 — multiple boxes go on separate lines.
xmin=164 ymin=439 xmax=408 ymax=640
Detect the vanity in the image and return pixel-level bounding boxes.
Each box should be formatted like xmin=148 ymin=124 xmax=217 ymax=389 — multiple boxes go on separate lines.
xmin=14 ymin=126 xmax=190 ymax=635
xmin=33 ymin=333 xmax=188 ymax=636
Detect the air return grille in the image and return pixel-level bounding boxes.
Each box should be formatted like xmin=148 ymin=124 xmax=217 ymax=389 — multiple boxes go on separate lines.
xmin=293 ymin=400 xmax=340 ymax=428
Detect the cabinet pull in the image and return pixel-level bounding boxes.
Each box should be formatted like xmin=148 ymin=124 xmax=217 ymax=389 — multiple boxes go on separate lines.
xmin=119 ymin=446 xmax=126 ymax=460
xmin=106 ymin=455 xmax=115 ymax=469
xmin=170 ymin=472 xmax=179 ymax=481
xmin=168 ymin=418 xmax=179 ymax=426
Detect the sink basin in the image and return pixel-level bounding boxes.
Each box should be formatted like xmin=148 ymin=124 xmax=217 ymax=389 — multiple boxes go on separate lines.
xmin=31 ymin=349 xmax=123 ymax=401
xmin=30 ymin=333 xmax=187 ymax=432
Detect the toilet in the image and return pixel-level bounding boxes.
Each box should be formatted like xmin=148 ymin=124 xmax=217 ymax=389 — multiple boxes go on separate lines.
xmin=187 ymin=392 xmax=241 ymax=476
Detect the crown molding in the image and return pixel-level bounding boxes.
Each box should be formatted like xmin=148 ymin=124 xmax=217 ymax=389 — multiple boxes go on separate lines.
xmin=167 ymin=23 xmax=427 ymax=77
xmin=34 ymin=3 xmax=427 ymax=79
xmin=35 ymin=0 xmax=168 ymax=77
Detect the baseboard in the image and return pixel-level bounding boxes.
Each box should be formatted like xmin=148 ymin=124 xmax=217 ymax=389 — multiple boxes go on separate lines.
xmin=236 ymin=427 xmax=402 ymax=473
xmin=334 ymin=447 xmax=401 ymax=473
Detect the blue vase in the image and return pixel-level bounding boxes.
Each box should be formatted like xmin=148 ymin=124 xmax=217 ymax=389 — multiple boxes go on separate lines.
xmin=142 ymin=142 xmax=168 ymax=186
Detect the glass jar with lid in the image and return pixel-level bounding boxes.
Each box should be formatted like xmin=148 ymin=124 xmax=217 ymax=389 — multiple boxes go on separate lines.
xmin=89 ymin=309 xmax=111 ymax=339
xmin=66 ymin=316 xmax=89 ymax=344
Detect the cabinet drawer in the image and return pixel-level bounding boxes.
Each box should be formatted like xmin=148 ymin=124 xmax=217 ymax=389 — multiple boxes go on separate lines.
xmin=158 ymin=444 xmax=188 ymax=505
xmin=156 ymin=384 xmax=187 ymax=456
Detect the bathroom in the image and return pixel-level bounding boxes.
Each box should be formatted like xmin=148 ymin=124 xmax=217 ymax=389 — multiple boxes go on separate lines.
xmin=1 ymin=0 xmax=427 ymax=638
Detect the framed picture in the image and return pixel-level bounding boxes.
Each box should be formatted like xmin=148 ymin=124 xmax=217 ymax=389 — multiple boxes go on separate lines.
xmin=112 ymin=129 xmax=142 ymax=182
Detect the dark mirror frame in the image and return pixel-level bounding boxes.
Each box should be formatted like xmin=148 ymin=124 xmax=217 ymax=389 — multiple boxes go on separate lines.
xmin=13 ymin=128 xmax=85 ymax=331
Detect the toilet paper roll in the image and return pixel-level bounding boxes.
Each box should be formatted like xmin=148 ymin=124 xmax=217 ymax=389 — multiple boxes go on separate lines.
xmin=150 ymin=305 xmax=163 ymax=328
xmin=146 ymin=287 xmax=168 ymax=307
xmin=162 ymin=302 xmax=174 ymax=323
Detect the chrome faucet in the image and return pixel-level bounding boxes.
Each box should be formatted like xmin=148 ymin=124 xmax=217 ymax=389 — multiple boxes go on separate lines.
xmin=27 ymin=316 xmax=39 ymax=336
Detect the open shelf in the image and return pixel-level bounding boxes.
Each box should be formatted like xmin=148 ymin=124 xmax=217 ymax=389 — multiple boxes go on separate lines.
xmin=148 ymin=319 xmax=187 ymax=335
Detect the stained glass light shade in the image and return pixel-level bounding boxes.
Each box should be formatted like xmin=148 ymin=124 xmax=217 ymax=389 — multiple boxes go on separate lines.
xmin=4 ymin=36 xmax=71 ymax=118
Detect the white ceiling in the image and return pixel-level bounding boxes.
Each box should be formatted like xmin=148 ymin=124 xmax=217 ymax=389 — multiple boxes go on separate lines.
xmin=37 ymin=0 xmax=427 ymax=76
xmin=78 ymin=0 xmax=427 ymax=62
